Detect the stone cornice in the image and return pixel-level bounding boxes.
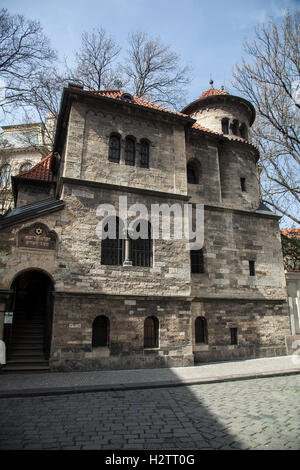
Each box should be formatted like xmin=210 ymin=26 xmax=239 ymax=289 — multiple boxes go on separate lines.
xmin=61 ymin=176 xmax=191 ymax=201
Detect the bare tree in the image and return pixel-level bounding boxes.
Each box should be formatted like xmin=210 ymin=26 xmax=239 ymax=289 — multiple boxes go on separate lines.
xmin=232 ymin=9 xmax=300 ymax=225
xmin=67 ymin=28 xmax=122 ymax=91
xmin=0 ymin=8 xmax=56 ymax=112
xmin=123 ymin=31 xmax=192 ymax=110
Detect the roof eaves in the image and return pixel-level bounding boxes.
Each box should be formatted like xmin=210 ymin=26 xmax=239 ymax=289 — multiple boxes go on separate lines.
xmin=0 ymin=198 xmax=65 ymax=229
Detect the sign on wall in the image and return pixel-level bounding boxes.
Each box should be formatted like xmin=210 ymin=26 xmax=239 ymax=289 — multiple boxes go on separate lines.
xmin=18 ymin=223 xmax=57 ymax=250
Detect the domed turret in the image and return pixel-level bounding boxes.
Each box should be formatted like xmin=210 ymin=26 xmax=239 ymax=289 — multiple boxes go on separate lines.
xmin=182 ymin=84 xmax=255 ymax=141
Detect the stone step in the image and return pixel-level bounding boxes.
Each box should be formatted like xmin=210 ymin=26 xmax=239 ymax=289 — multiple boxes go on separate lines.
xmin=1 ymin=364 xmax=50 ymax=373
xmin=6 ymin=357 xmax=48 ymax=365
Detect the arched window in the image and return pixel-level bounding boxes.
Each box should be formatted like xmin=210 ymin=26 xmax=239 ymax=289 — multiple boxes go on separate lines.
xmin=0 ymin=164 xmax=11 ymax=188
xmin=108 ymin=134 xmax=121 ymax=163
xmin=101 ymin=216 xmax=125 ymax=265
xmin=125 ymin=136 xmax=135 ymax=166
xmin=190 ymin=249 xmax=204 ymax=273
xmin=221 ymin=118 xmax=229 ymax=134
xmin=187 ymin=160 xmax=200 ymax=184
xmin=195 ymin=317 xmax=208 ymax=344
xmin=144 ymin=316 xmax=159 ymax=348
xmin=92 ymin=316 xmax=109 ymax=347
xmin=239 ymin=123 xmax=248 ymax=140
xmin=140 ymin=140 xmax=150 ymax=168
xmin=130 ymin=220 xmax=152 ymax=267
xmin=20 ymin=162 xmax=32 ymax=173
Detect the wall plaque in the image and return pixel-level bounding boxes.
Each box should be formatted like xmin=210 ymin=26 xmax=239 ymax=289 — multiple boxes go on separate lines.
xmin=18 ymin=223 xmax=57 ymax=250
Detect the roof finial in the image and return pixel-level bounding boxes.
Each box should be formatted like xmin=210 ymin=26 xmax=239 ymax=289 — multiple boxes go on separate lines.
xmin=209 ymin=78 xmax=214 ymax=88
xmin=221 ymin=85 xmax=224 ymax=91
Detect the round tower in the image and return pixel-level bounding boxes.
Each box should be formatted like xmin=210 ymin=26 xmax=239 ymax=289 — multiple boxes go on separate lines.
xmin=182 ymin=83 xmax=256 ymax=141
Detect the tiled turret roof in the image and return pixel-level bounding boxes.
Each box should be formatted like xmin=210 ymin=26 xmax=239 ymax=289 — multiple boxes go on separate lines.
xmin=17 ymin=152 xmax=53 ymax=182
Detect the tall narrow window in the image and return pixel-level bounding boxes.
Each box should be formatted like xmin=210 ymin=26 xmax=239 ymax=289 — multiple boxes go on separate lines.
xmin=108 ymin=134 xmax=121 ymax=163
xmin=92 ymin=316 xmax=109 ymax=347
xmin=222 ymin=118 xmax=229 ymax=134
xmin=101 ymin=216 xmax=125 ymax=265
xmin=130 ymin=221 xmax=152 ymax=267
xmin=125 ymin=137 xmax=135 ymax=166
xmin=140 ymin=140 xmax=150 ymax=168
xmin=191 ymin=249 xmax=204 ymax=273
xmin=187 ymin=160 xmax=200 ymax=184
xmin=144 ymin=316 xmax=159 ymax=348
xmin=249 ymin=260 xmax=256 ymax=276
xmin=231 ymin=120 xmax=239 ymax=136
xmin=0 ymin=164 xmax=11 ymax=188
xmin=230 ymin=327 xmax=238 ymax=345
xmin=240 ymin=177 xmax=246 ymax=192
xmin=195 ymin=317 xmax=208 ymax=344
xmin=240 ymin=123 xmax=248 ymax=140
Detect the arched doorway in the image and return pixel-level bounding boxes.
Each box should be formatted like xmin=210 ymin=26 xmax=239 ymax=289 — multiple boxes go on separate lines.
xmin=5 ymin=270 xmax=54 ymax=370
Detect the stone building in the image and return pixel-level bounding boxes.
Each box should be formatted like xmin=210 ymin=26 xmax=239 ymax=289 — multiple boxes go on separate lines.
xmin=0 ymin=83 xmax=292 ymax=372
xmin=0 ymin=121 xmax=52 ymax=214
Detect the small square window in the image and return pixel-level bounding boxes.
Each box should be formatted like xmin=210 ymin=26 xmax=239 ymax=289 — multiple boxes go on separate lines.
xmin=249 ymin=260 xmax=256 ymax=276
xmin=230 ymin=328 xmax=238 ymax=345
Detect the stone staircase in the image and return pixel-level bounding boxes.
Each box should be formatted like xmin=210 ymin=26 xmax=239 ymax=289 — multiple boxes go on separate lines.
xmin=2 ymin=308 xmax=49 ymax=373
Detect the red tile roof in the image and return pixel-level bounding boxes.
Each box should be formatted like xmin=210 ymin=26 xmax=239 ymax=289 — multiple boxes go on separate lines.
xmin=17 ymin=152 xmax=53 ymax=182
xmin=281 ymin=228 xmax=300 ymax=238
xmin=84 ymin=89 xmax=189 ymax=118
xmin=197 ymin=88 xmax=229 ymax=99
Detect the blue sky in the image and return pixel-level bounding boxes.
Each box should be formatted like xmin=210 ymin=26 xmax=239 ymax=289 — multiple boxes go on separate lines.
xmin=2 ymin=0 xmax=299 ymax=104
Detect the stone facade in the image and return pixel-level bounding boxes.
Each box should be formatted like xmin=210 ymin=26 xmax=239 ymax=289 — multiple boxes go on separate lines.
xmin=0 ymin=85 xmax=291 ymax=371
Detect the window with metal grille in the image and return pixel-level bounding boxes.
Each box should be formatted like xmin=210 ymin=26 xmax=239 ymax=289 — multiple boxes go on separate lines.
xmin=249 ymin=260 xmax=256 ymax=276
xmin=130 ymin=221 xmax=152 ymax=267
xmin=230 ymin=327 xmax=238 ymax=345
xmin=101 ymin=217 xmax=125 ymax=265
xmin=191 ymin=249 xmax=204 ymax=273
xmin=195 ymin=317 xmax=208 ymax=344
xmin=144 ymin=316 xmax=158 ymax=348
xmin=140 ymin=140 xmax=150 ymax=168
xmin=125 ymin=137 xmax=135 ymax=166
xmin=108 ymin=134 xmax=121 ymax=163
xmin=92 ymin=316 xmax=109 ymax=347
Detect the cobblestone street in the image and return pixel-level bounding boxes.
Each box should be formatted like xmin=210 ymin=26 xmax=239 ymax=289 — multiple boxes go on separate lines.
xmin=0 ymin=375 xmax=299 ymax=450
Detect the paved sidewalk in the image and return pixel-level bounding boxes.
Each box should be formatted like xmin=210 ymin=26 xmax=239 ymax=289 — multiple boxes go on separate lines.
xmin=0 ymin=355 xmax=299 ymax=398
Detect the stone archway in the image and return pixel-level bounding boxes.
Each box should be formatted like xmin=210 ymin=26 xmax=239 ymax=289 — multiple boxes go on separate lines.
xmin=4 ymin=269 xmax=54 ymax=371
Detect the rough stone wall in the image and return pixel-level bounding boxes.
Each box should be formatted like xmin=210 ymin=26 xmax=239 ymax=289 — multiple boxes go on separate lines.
xmin=63 ymin=101 xmax=187 ymax=195
xmin=218 ymin=142 xmax=260 ymax=210
xmin=50 ymin=295 xmax=193 ymax=371
xmin=191 ymin=299 xmax=290 ymax=363
xmin=186 ymin=137 xmax=222 ymax=205
xmin=191 ymin=206 xmax=287 ymax=300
